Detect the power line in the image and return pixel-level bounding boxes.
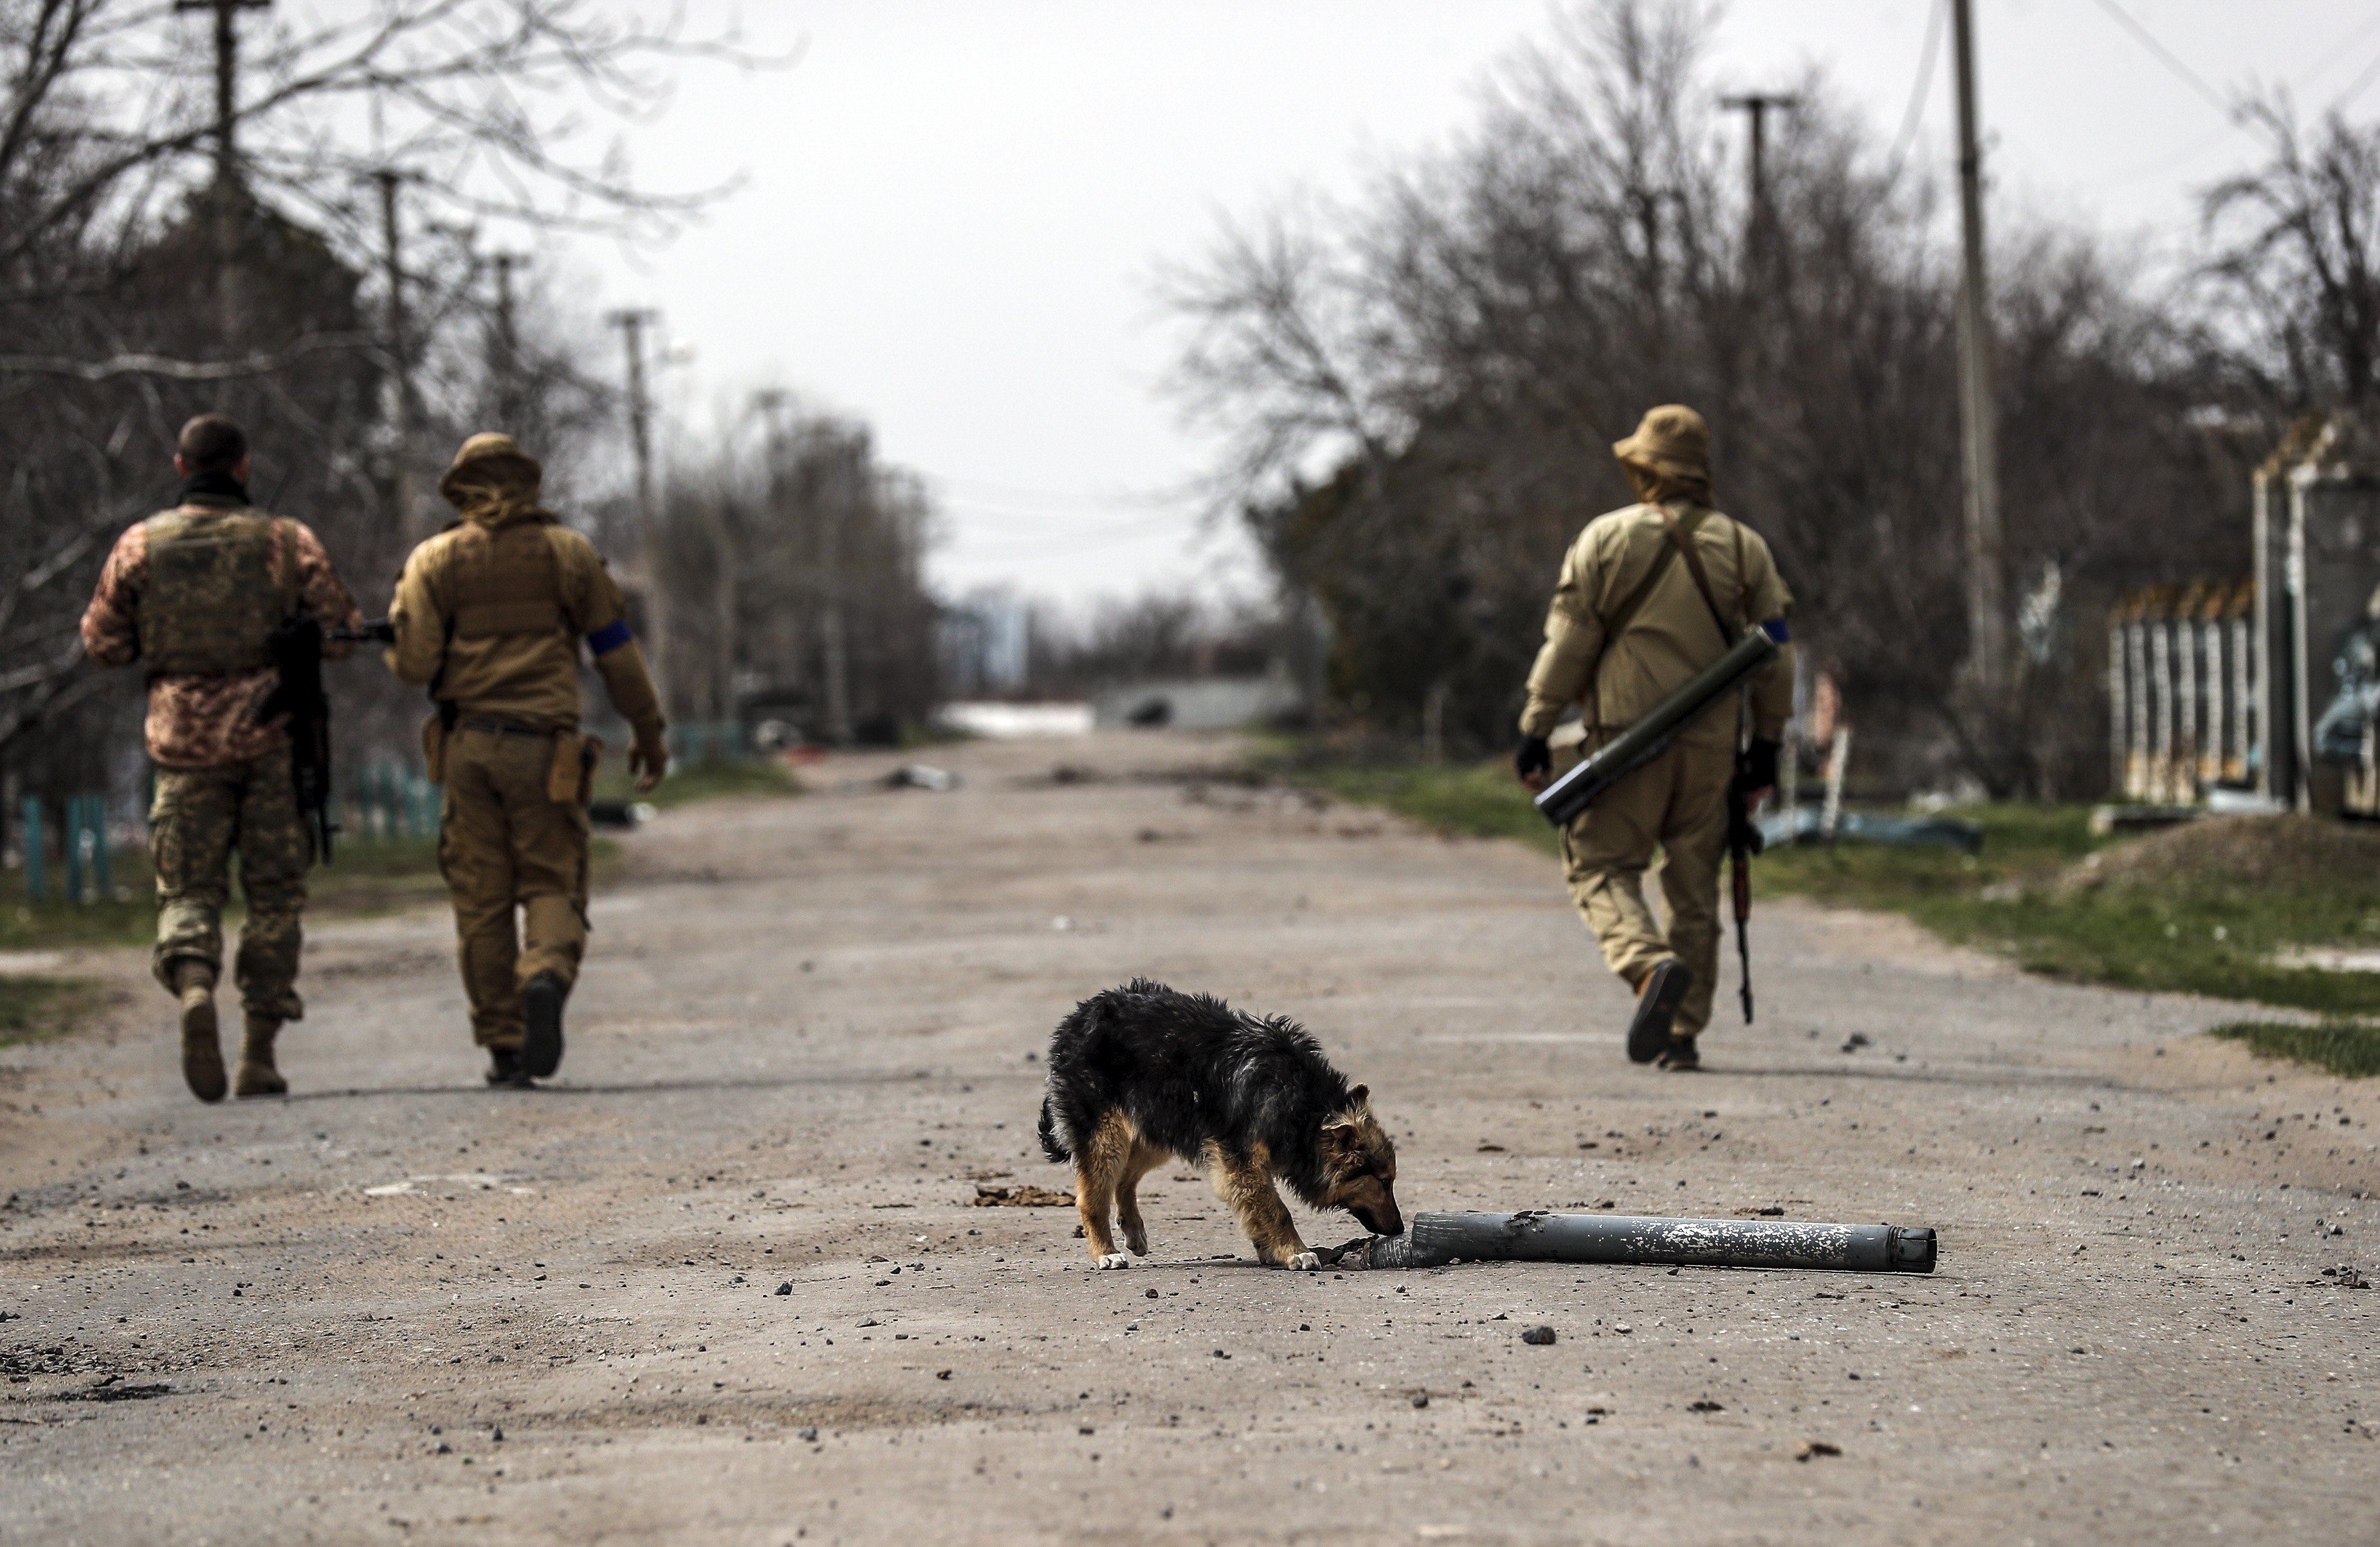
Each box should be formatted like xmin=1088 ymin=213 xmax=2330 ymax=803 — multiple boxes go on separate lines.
xmin=2296 ymin=6 xmax=2380 ymax=95
xmin=1884 ymin=0 xmax=1946 ymax=181
xmin=2087 ymin=0 xmax=2237 ymax=123
xmin=2334 ymin=39 xmax=2380 ymax=113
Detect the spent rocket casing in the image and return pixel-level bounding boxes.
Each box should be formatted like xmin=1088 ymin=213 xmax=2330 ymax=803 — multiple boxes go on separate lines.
xmin=1534 ymin=628 xmax=1780 ymax=827
xmin=1335 ymin=1210 xmax=1937 ymax=1274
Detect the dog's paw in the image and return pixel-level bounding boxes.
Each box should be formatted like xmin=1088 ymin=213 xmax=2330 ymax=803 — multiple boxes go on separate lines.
xmin=1122 ymin=1227 xmax=1149 ymax=1256
xmin=1093 ymin=1253 xmax=1131 ymax=1270
xmin=1285 ymin=1250 xmax=1323 ymax=1271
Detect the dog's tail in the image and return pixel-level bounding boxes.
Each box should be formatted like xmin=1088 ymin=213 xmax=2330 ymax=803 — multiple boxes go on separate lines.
xmin=1037 ymin=1094 xmax=1070 ymax=1163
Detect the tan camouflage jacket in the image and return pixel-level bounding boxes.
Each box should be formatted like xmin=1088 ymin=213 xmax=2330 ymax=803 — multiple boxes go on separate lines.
xmin=80 ymin=496 xmax=362 ymax=769
xmin=384 ymin=504 xmax=663 ymax=741
xmin=1519 ymin=500 xmax=1796 ymax=750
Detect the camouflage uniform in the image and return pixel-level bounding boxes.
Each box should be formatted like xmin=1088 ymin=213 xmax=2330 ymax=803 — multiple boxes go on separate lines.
xmin=385 ymin=434 xmax=666 ymax=1075
xmin=81 ymin=488 xmax=360 ymax=1099
xmin=1519 ymin=406 xmax=1795 ymax=1058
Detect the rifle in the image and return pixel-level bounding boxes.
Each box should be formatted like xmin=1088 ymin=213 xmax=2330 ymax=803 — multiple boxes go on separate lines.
xmin=257 ymin=616 xmax=338 ymax=862
xmin=1725 ymin=759 xmax=1766 ymax=1024
xmin=255 ymin=619 xmax=395 ymax=863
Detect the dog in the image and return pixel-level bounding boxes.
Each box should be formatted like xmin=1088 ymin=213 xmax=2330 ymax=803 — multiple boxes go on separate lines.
xmin=1037 ymin=978 xmax=1402 ymax=1270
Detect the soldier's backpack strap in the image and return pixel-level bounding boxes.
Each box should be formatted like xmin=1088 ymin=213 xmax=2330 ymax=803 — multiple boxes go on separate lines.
xmin=1601 ymin=527 xmax=1683 ymax=639
xmin=1656 ymin=502 xmax=1737 ymax=650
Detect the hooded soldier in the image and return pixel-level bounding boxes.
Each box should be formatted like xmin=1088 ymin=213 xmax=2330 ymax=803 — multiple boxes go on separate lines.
xmin=385 ymin=433 xmax=669 ymax=1086
xmin=1513 ymin=405 xmax=1795 ymax=1070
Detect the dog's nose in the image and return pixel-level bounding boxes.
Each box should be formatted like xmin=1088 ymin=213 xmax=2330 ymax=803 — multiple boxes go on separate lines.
xmin=1378 ymin=1209 xmax=1406 ymax=1236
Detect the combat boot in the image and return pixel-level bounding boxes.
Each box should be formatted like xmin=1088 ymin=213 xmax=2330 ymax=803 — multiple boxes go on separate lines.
xmin=1654 ymin=1035 xmax=1701 ymax=1072
xmin=521 ymin=972 xmax=567 ymax=1079
xmin=233 ymin=1014 xmax=287 ymax=1097
xmin=485 ymin=1046 xmax=533 ymax=1088
xmin=1625 ymin=958 xmax=1692 ymax=1065
xmin=175 ymin=962 xmax=226 ymax=1103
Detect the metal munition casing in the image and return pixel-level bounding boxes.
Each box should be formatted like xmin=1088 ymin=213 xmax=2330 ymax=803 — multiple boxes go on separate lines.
xmin=1533 ymin=627 xmax=1780 ymax=827
xmin=1349 ymin=1210 xmax=1936 ymax=1274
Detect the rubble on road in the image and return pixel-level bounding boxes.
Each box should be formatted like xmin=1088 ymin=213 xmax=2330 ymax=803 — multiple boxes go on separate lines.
xmin=970 ymin=1183 xmax=1074 ymax=1207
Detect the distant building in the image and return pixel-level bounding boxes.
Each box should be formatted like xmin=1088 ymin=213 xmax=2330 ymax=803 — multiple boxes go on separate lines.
xmin=1091 ymin=674 xmax=1300 ymax=732
xmin=938 ymin=589 xmax=1030 ymax=698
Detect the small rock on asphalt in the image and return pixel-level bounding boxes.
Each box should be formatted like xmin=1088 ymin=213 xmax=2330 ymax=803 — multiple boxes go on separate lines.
xmin=1521 ymin=1325 xmax=1557 ymax=1345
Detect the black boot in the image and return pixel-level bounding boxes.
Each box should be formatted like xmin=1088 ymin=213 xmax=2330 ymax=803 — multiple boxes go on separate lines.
xmin=485 ymin=1046 xmax=533 ymax=1088
xmin=522 ymin=972 xmax=567 ymax=1079
xmin=1625 ymin=959 xmax=1692 ymax=1064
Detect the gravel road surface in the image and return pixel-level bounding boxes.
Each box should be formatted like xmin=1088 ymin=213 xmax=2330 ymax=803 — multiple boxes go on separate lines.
xmin=3 ymin=731 xmax=2374 ymax=1545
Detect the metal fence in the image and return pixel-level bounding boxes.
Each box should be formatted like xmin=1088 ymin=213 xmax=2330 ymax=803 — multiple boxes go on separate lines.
xmin=2107 ymin=580 xmax=2257 ymax=804
xmin=345 ymin=762 xmax=440 ymax=841
xmin=17 ymin=794 xmax=113 ymax=904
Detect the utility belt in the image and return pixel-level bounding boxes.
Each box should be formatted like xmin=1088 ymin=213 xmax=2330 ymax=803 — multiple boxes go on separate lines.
xmin=456 ymin=715 xmax=559 ymax=739
xmin=424 ymin=706 xmax=599 ymax=803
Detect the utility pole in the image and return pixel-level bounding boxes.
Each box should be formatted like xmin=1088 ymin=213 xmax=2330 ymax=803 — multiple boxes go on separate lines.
xmin=608 ymin=307 xmax=672 ymax=717
xmin=819 ymin=440 xmax=854 ymax=745
xmin=371 ymin=170 xmax=422 ymax=546
xmin=490 ymin=252 xmax=524 ymax=429
xmin=1950 ymin=0 xmax=2008 ymax=706
xmin=1719 ymin=93 xmax=1798 ymax=232
xmin=176 ymin=0 xmax=270 ymax=345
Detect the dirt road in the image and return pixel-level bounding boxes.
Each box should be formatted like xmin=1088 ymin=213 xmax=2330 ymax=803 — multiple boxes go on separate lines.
xmin=3 ymin=731 xmax=2374 ymax=1545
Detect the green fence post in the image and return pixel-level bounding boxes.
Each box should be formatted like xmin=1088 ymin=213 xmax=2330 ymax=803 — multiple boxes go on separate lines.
xmin=22 ymin=796 xmax=44 ymax=904
xmin=65 ymin=795 xmax=86 ymax=904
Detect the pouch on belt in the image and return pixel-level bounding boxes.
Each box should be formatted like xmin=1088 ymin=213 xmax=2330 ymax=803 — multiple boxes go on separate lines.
xmin=546 ymin=731 xmax=600 ymax=804
xmin=421 ymin=711 xmax=448 ymax=783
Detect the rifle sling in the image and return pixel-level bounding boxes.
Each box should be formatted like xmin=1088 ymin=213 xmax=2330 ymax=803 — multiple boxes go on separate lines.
xmin=1602 ymin=535 xmax=1681 ymax=639
xmin=1656 ymin=502 xmax=1737 ymax=649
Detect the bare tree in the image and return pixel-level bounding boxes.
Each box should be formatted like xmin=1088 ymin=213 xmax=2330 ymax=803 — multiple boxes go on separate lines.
xmin=2201 ymin=99 xmax=2380 ymax=411
xmin=1168 ymin=0 xmax=2249 ymax=796
xmin=0 ymin=0 xmax=778 ymax=808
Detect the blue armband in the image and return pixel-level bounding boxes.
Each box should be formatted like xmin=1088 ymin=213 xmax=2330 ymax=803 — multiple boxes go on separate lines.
xmin=1761 ymin=618 xmax=1790 ymax=644
xmin=587 ymin=619 xmax=635 ymax=655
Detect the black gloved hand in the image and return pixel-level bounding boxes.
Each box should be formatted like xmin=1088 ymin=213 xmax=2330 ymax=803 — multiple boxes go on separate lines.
xmin=1515 ymin=735 xmax=1552 ymax=783
xmin=1736 ymin=737 xmax=1780 ymax=794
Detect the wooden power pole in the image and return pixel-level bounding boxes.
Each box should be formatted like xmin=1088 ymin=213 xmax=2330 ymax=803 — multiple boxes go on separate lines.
xmin=609 ymin=307 xmax=672 ymax=717
xmin=1719 ymin=93 xmax=1799 ymax=215
xmin=371 ymin=169 xmax=421 ymax=545
xmin=176 ymin=0 xmax=271 ymax=345
xmin=491 ymin=252 xmax=524 ymax=430
xmin=1951 ymin=0 xmax=2008 ymax=703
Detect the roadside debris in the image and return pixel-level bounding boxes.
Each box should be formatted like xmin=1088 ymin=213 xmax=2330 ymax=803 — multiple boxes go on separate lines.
xmin=1761 ymin=807 xmax=1983 ymax=853
xmin=884 ymin=764 xmax=959 ymax=792
xmin=1519 ymin=1325 xmax=1557 ymax=1345
xmin=1324 ymin=1211 xmax=1936 ymax=1274
xmin=971 ymin=1183 xmax=1075 ymax=1207
xmin=1797 ymin=1441 xmax=1843 ymax=1461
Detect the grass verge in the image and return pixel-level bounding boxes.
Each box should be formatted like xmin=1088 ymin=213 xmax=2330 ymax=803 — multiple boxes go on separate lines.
xmin=1270 ymin=749 xmax=2380 ymax=1024
xmin=2208 ymin=1021 xmax=2380 ymax=1079
xmin=0 ymin=976 xmax=106 ymax=1047
xmin=593 ymin=756 xmax=800 ymax=810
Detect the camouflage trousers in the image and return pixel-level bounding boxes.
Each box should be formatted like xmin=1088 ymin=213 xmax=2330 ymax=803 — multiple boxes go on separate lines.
xmin=150 ymin=742 xmax=311 ymax=1023
xmin=1559 ymin=735 xmax=1733 ymax=1038
xmin=439 ymin=726 xmax=592 ymax=1049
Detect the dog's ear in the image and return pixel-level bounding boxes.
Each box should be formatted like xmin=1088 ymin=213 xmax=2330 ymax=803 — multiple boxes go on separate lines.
xmin=1346 ymin=1084 xmax=1368 ymax=1108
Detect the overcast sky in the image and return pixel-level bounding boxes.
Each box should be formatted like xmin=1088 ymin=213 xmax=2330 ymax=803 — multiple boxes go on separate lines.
xmin=577 ymin=1 xmax=2377 ymax=610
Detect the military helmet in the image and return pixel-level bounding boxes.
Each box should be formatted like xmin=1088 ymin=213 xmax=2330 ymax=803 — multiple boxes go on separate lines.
xmin=439 ymin=432 xmax=544 ymax=507
xmin=1612 ymin=404 xmax=1712 ymax=487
